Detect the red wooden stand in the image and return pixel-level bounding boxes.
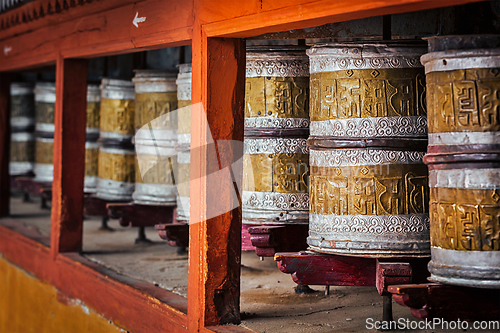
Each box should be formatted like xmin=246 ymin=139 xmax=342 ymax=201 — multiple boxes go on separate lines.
xmin=155 ymin=222 xmax=189 ymax=248
xmin=275 ymin=251 xmax=430 ymax=320
xmin=83 ymin=195 xmax=130 ymax=231
xmin=248 ymin=224 xmax=308 ymax=257
xmin=241 ymin=223 xmax=256 ymax=252
xmin=389 ymin=283 xmax=500 ymax=321
xmin=14 ymin=176 xmax=52 ymax=209
xmin=107 ymin=202 xmax=175 ymax=243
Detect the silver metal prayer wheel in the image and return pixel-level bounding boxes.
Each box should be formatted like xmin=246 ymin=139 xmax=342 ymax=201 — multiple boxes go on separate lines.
xmin=176 ymin=63 xmax=192 ymax=221
xmin=306 ymin=42 xmax=430 ymax=257
xmin=243 ymin=46 xmax=310 ymax=225
xmin=84 ymin=85 xmax=101 ymax=193
xmin=96 ymin=79 xmax=135 ymax=201
xmin=132 ymin=70 xmax=178 ymax=205
xmin=422 ymin=35 xmax=500 ymax=288
xmin=9 ymin=82 xmax=35 ymax=176
xmin=33 ymin=82 xmax=55 ymax=183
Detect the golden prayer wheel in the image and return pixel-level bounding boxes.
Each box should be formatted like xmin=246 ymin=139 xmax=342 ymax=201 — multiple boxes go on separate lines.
xmin=33 ymin=82 xmax=56 ymax=183
xmin=10 ymin=82 xmax=35 ymax=131
xmin=84 ymin=85 xmax=101 ymax=193
xmin=306 ymin=43 xmax=430 ymax=257
xmin=176 ymin=63 xmax=192 ymax=221
xmin=132 ymin=70 xmax=178 ymax=205
xmin=422 ymin=35 xmax=500 ymax=288
xmin=242 ymin=46 xmax=310 ymax=225
xmin=96 ymin=79 xmax=135 ymax=200
xmin=9 ymin=82 xmax=35 ymax=176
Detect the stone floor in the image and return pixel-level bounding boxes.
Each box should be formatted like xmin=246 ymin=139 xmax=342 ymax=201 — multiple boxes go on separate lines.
xmin=9 ymin=193 xmax=495 ymax=333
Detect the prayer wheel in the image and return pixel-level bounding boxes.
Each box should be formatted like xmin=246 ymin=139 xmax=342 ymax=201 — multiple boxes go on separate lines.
xmin=176 ymin=63 xmax=192 ymax=222
xmin=242 ymin=46 xmax=310 ymax=225
xmin=422 ymin=35 xmax=500 ymax=288
xmin=132 ymin=70 xmax=178 ymax=205
xmin=96 ymin=79 xmax=135 ymax=201
xmin=33 ymin=82 xmax=55 ymax=182
xmin=306 ymin=43 xmax=430 ymax=257
xmin=84 ymin=85 xmax=100 ymax=193
xmin=9 ymin=82 xmax=35 ymax=176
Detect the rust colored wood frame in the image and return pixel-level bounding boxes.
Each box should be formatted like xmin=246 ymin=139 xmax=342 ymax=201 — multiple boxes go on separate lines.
xmin=0 ymin=0 xmax=485 ymax=332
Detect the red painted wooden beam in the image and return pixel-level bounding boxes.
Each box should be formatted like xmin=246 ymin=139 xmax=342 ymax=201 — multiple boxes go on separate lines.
xmin=50 ymin=56 xmax=88 ymax=255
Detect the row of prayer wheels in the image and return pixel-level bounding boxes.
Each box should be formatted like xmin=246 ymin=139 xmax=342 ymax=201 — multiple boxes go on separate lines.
xmin=8 ymin=35 xmax=499 ymax=290
xmin=9 ymin=82 xmax=100 ymax=193
xmin=242 ymin=35 xmax=499 ymax=289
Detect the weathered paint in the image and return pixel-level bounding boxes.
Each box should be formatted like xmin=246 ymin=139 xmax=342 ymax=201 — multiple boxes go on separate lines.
xmin=0 ymin=255 xmax=123 ymax=333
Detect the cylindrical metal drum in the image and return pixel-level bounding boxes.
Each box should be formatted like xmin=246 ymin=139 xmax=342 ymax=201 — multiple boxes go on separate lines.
xmin=176 ymin=63 xmax=192 ymax=222
xmin=10 ymin=132 xmax=35 ymax=176
xmin=84 ymin=85 xmax=101 ymax=193
xmin=9 ymin=82 xmax=35 ymax=176
xmin=422 ymin=35 xmax=500 ymax=288
xmin=242 ymin=46 xmax=310 ymax=225
xmin=96 ymin=79 xmax=135 ymax=200
xmin=33 ymin=82 xmax=56 ymax=183
xmin=132 ymin=70 xmax=178 ymax=205
xmin=306 ymin=43 xmax=430 ymax=257
xmin=10 ymin=82 xmax=35 ymax=131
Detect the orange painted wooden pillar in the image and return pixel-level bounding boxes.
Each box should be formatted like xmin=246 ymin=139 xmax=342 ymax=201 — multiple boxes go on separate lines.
xmin=188 ymin=31 xmax=245 ymax=330
xmin=50 ymin=56 xmax=88 ymax=256
xmin=0 ymin=73 xmax=10 ymax=217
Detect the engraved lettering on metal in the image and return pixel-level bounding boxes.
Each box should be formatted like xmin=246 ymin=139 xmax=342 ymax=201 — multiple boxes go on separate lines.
xmin=310 ymin=148 xmax=425 ymax=168
xmin=430 ymin=169 xmax=500 ymax=189
xmin=86 ymin=85 xmax=101 ymax=132
xmin=310 ymin=115 xmax=427 ymax=138
xmin=425 ymin=67 xmax=500 ymax=134
xmin=245 ymin=77 xmax=309 ymax=123
xmin=85 ymin=142 xmax=99 ymax=178
xmin=34 ymin=83 xmax=56 ymax=131
xmin=421 ymin=48 xmax=500 ymax=73
xmin=308 ymin=43 xmax=425 ymax=73
xmin=99 ymin=79 xmax=135 ymax=139
xmin=96 ymin=178 xmax=135 ymax=201
xmin=310 ymin=164 xmax=429 ymax=216
xmin=243 ymin=153 xmax=309 ymax=193
xmin=132 ymin=183 xmax=177 ymax=205
xmin=10 ymin=132 xmax=34 ymax=163
xmin=309 ymin=69 xmax=426 ymax=122
xmin=35 ymin=137 xmax=53 ymax=165
xmin=244 ymin=138 xmax=308 ymax=154
xmin=430 ymin=187 xmax=500 ymax=252
xmin=96 ymin=147 xmax=135 ymax=200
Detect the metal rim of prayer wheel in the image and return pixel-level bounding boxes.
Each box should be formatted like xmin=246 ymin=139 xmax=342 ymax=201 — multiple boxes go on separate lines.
xmin=306 ymin=42 xmax=431 ymax=257
xmin=132 ymin=70 xmax=178 ymax=206
xmin=10 ymin=82 xmax=35 ymax=132
xmin=98 ymin=78 xmax=135 ymax=144
xmin=176 ymin=63 xmax=192 ymax=221
xmin=9 ymin=132 xmax=35 ymax=176
xmin=243 ymin=46 xmax=311 ymax=225
xmin=422 ymin=35 xmax=500 ymax=288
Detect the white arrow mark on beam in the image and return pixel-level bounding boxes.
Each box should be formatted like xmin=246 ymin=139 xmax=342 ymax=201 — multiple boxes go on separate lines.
xmin=133 ymin=12 xmax=146 ymax=28
xmin=4 ymin=46 xmax=12 ymax=56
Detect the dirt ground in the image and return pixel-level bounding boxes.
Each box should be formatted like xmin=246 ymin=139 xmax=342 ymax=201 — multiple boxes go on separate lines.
xmin=9 ymin=194 xmax=497 ymax=333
